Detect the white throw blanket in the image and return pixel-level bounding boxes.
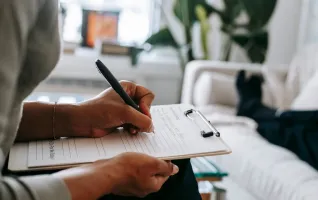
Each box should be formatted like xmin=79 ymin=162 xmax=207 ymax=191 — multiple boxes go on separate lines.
xmin=197 ymin=105 xmax=259 ymax=132
xmin=207 ymin=112 xmax=258 ymax=131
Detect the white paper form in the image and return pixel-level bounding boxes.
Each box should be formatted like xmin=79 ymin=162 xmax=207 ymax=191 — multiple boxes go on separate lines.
xmin=28 ymin=104 xmax=228 ymax=168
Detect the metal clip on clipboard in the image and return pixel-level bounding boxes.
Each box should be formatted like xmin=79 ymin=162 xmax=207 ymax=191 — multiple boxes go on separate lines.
xmin=184 ymin=109 xmax=221 ymax=138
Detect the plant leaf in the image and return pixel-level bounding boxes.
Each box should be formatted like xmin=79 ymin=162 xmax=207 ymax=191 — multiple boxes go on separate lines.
xmin=222 ymin=0 xmax=243 ymax=24
xmin=129 ymin=45 xmax=149 ymax=66
xmin=173 ymin=0 xmax=214 ymax=27
xmin=231 ymin=31 xmax=268 ymax=63
xmin=239 ymin=0 xmax=277 ymax=30
xmin=145 ymin=27 xmax=179 ymax=48
xmin=196 ymin=4 xmax=210 ymax=59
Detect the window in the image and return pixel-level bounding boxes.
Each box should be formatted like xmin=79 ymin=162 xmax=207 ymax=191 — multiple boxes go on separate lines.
xmin=60 ymin=0 xmax=161 ymax=45
xmin=27 ymin=92 xmax=86 ymax=103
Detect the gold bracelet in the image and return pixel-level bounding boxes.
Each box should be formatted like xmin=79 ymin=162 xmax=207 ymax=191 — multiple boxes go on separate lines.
xmin=52 ymin=102 xmax=57 ymax=140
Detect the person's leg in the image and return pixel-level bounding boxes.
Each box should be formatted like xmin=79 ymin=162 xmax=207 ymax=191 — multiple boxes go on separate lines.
xmin=272 ymin=110 xmax=318 ymax=168
xmin=235 ymin=70 xmax=277 ymax=120
xmin=235 ymin=70 xmax=318 ymax=170
xmin=100 ymin=159 xmax=201 ymax=200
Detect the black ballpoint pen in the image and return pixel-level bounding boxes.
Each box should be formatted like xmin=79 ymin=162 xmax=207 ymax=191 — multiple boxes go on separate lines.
xmin=95 ymin=59 xmax=141 ymax=112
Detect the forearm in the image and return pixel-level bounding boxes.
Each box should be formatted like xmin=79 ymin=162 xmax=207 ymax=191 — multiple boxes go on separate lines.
xmin=16 ymin=102 xmax=79 ymax=142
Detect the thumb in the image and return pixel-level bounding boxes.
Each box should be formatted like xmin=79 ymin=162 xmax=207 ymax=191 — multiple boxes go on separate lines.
xmin=153 ymin=160 xmax=179 ymax=177
xmin=123 ymin=106 xmax=154 ymax=132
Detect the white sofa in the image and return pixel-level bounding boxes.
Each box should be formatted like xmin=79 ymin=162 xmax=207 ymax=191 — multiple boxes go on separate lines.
xmin=181 ymin=44 xmax=318 ymax=200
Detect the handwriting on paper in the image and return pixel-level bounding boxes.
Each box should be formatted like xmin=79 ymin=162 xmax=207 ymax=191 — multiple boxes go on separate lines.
xmin=27 ymin=104 xmax=226 ymax=168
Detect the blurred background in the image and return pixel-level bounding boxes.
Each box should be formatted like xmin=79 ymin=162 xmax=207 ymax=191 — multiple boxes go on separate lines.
xmin=28 ymin=0 xmax=318 ymax=105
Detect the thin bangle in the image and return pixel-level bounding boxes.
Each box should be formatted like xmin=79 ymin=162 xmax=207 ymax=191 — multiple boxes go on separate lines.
xmin=52 ymin=101 xmax=57 ymax=140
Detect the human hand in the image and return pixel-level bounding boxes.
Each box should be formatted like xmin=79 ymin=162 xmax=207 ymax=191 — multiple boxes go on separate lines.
xmin=53 ymin=152 xmax=179 ymax=200
xmin=69 ymin=81 xmax=155 ymax=138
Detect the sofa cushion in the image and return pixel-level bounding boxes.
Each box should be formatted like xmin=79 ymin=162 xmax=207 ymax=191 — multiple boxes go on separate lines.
xmin=205 ymin=120 xmax=318 ymax=200
xmin=193 ymin=72 xmax=237 ymax=107
xmin=197 ymin=104 xmax=236 ymax=116
xmin=291 ymin=70 xmax=318 ymax=110
xmin=197 ymin=106 xmax=257 ymax=130
xmin=193 ymin=70 xmax=282 ymax=109
xmin=262 ymin=67 xmax=286 ymax=109
xmin=215 ymin=177 xmax=258 ymax=200
xmin=284 ymin=44 xmax=318 ymax=107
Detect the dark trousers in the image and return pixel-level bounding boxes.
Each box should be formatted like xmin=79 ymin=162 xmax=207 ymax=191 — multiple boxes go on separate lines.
xmin=4 ymin=159 xmax=201 ymax=200
xmin=238 ymin=100 xmax=318 ymax=170
xmin=101 ymin=159 xmax=201 ymax=200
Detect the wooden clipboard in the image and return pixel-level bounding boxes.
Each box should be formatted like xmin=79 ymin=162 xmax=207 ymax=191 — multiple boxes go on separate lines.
xmin=8 ymin=104 xmax=232 ymax=172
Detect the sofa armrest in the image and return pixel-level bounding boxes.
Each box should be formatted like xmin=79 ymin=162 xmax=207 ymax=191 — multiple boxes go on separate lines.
xmin=181 ymin=60 xmax=288 ymax=107
xmin=181 ymin=60 xmax=263 ymax=105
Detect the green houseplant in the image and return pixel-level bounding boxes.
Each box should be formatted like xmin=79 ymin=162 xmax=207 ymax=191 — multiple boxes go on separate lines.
xmin=132 ymin=0 xmax=278 ymax=70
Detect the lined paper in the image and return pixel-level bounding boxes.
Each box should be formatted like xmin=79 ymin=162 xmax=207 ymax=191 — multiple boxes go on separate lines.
xmin=27 ymin=104 xmax=229 ymax=168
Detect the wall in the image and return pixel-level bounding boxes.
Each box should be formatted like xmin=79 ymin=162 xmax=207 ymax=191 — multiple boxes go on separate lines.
xmin=265 ymin=0 xmax=303 ymax=66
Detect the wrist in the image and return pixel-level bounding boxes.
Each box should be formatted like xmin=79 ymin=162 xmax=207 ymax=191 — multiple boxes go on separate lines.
xmin=54 ymin=103 xmax=81 ymax=138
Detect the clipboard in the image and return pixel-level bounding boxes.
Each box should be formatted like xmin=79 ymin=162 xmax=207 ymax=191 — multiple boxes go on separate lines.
xmin=8 ymin=104 xmax=231 ymax=172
